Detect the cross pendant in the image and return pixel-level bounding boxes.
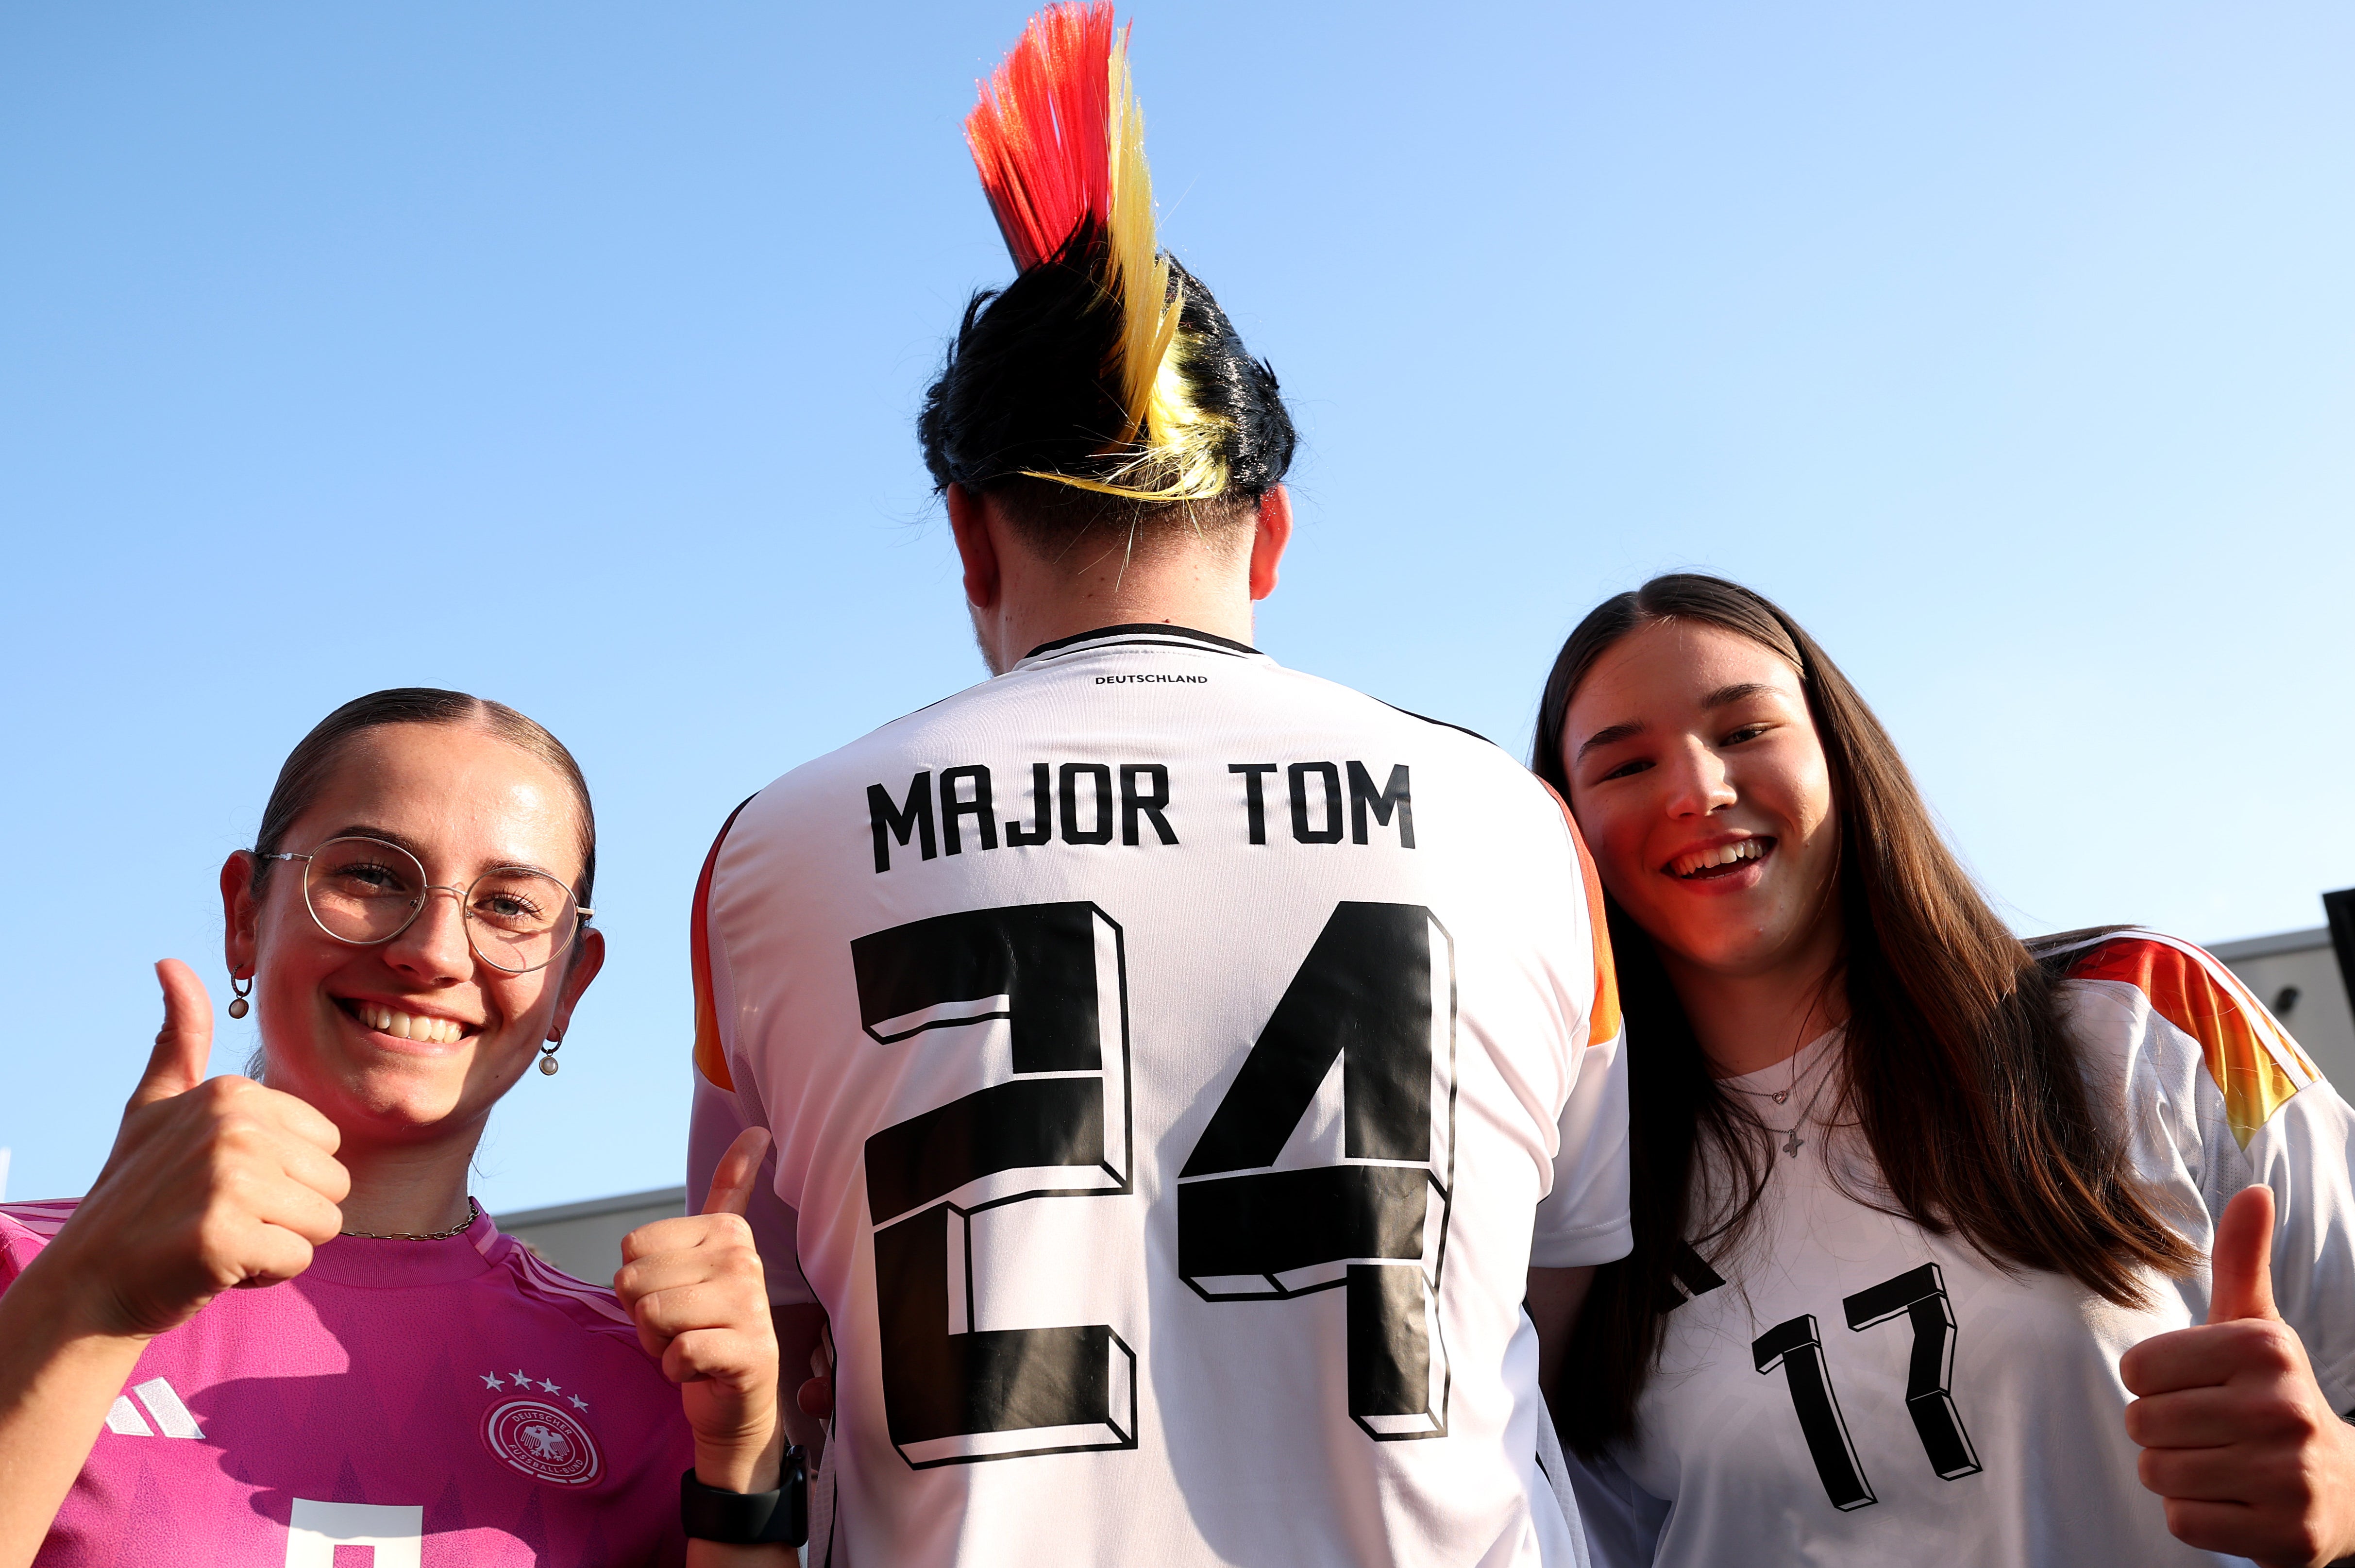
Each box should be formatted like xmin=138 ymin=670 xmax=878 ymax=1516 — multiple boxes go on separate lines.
xmin=1783 ymin=1128 xmax=1805 ymax=1157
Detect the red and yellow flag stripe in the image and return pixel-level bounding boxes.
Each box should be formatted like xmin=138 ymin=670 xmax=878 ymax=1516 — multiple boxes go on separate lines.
xmin=2065 ymin=932 xmax=2318 ymax=1147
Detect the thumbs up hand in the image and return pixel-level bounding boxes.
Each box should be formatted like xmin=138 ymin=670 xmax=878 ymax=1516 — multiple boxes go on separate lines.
xmin=2121 ymin=1184 xmax=2355 ymax=1568
xmin=616 ymin=1128 xmax=784 ymax=1494
xmin=44 ymin=961 xmax=350 ymax=1341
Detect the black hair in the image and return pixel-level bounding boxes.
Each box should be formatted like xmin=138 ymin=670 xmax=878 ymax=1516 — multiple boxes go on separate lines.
xmin=917 ymin=221 xmax=1295 ymax=535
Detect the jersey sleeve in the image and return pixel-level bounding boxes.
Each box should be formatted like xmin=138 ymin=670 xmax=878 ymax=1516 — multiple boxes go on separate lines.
xmin=1556 ymin=1441 xmax=1668 ymax=1568
xmin=2063 ymin=932 xmax=2355 ymax=1415
xmin=684 ymin=802 xmax=815 ymax=1309
xmin=1 ymin=1210 xmax=46 ymax=1293
xmin=2254 ymin=1077 xmax=2355 ymax=1415
xmin=0 ymin=1202 xmax=75 ymax=1299
xmin=1530 ymin=786 xmax=1633 ymax=1270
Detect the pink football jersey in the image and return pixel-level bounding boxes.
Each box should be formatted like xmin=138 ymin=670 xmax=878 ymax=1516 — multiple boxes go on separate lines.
xmin=0 ymin=1199 xmax=694 ymax=1567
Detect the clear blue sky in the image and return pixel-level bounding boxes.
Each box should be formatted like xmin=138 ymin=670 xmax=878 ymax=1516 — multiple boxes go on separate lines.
xmin=5 ymin=2 xmax=2351 ymax=1213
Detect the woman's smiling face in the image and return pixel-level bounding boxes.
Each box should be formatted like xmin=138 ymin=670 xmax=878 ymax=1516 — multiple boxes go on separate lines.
xmin=1561 ymin=618 xmax=1841 ymax=983
xmin=222 ymin=722 xmax=603 ymax=1148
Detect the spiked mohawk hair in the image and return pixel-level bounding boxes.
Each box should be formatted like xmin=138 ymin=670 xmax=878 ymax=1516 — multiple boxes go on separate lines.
xmin=919 ymin=4 xmax=1295 ymax=522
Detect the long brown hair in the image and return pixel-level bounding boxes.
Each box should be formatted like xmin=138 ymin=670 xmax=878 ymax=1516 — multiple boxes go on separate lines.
xmin=1531 ymin=574 xmax=2196 ymax=1455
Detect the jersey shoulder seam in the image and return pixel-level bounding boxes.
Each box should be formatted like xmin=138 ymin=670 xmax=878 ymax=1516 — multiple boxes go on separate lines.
xmin=499 ymin=1241 xmax=639 ymax=1333
xmin=1373 ymin=698 xmax=1496 ymax=747
xmin=2058 ymin=930 xmax=2320 ymax=1147
xmin=786 ymin=679 xmax=995 ymax=776
xmin=0 ymin=1199 xmax=76 ymax=1244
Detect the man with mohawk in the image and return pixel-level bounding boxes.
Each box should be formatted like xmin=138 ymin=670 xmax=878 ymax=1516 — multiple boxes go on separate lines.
xmin=684 ymin=7 xmax=1628 ymax=1564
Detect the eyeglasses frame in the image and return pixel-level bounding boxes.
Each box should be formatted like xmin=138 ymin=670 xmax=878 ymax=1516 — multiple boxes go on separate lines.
xmin=257 ymin=834 xmax=595 ymax=976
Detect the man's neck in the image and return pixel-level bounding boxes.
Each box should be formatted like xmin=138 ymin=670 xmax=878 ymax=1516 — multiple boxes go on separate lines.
xmin=973 ymin=539 xmax=1256 ymax=673
xmin=951 ymin=484 xmax=1279 ymax=675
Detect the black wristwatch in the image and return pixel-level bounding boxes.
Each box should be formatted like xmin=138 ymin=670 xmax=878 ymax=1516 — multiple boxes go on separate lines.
xmin=680 ymin=1447 xmax=807 ymax=1548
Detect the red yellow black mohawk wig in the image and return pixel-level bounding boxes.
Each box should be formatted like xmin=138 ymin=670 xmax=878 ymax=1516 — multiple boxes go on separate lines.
xmin=963 ymin=4 xmax=1225 ymax=502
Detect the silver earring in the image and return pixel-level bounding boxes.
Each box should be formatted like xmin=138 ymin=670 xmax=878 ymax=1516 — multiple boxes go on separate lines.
xmin=538 ymin=1036 xmax=561 ymax=1076
xmin=227 ymin=974 xmax=253 ymax=1020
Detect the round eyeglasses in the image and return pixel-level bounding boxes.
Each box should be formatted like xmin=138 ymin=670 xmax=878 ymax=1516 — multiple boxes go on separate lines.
xmin=261 ymin=835 xmax=592 ymax=975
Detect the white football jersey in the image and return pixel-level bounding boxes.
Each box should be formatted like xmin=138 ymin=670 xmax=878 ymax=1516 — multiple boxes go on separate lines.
xmin=1566 ymin=931 xmax=2355 ymax=1568
xmin=686 ymin=624 xmax=1629 ymax=1568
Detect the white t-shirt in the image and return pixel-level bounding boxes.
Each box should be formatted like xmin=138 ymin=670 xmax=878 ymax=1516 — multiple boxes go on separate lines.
xmin=686 ymin=624 xmax=1629 ymax=1568
xmin=1566 ymin=930 xmax=2355 ymax=1568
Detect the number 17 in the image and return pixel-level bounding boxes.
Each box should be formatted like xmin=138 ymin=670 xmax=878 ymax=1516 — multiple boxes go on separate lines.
xmin=1751 ymin=1261 xmax=1984 ymax=1511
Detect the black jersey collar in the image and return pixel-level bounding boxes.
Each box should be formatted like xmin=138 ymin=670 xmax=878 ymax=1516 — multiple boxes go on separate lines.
xmin=1019 ymin=623 xmax=1263 ymax=662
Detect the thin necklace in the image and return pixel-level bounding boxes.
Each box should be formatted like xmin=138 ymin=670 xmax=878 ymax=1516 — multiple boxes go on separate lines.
xmin=1728 ymin=1035 xmax=1839 ymax=1156
xmin=1725 ymin=1036 xmax=1810 ymax=1113
xmin=1773 ymin=1051 xmax=1840 ymax=1158
xmin=1728 ymin=1020 xmax=1817 ymax=1107
xmin=340 ymin=1197 xmax=479 ymax=1242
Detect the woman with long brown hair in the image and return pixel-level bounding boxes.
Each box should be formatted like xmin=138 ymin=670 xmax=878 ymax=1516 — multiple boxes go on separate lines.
xmin=1531 ymin=575 xmax=2355 ymax=1566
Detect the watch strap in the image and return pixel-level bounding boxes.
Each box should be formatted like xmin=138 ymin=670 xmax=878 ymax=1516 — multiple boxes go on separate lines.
xmin=679 ymin=1447 xmax=807 ymax=1547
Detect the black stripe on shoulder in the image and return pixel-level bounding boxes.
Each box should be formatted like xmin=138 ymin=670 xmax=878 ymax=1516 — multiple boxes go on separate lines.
xmin=704 ymin=792 xmax=760 ymax=855
xmin=1024 ymin=623 xmax=1262 ymax=659
xmin=1377 ymin=700 xmax=1494 ymax=746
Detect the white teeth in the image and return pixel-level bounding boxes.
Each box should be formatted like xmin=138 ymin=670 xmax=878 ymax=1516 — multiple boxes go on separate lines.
xmin=359 ymin=1004 xmax=462 ymax=1044
xmin=1671 ymin=840 xmax=1766 ymax=878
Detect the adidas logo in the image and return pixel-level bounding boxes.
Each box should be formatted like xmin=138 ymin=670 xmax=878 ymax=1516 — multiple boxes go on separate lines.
xmin=104 ymin=1377 xmax=204 ymax=1440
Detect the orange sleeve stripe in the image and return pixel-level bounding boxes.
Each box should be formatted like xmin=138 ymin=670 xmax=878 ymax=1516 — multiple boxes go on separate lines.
xmin=690 ymin=795 xmax=759 ymax=1094
xmin=2068 ymin=934 xmax=2318 ymax=1147
xmin=1538 ymin=778 xmax=1621 ymax=1047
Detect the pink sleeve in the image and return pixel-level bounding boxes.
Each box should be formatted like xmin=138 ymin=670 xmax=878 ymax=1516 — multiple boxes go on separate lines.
xmin=0 ymin=1201 xmax=75 ymax=1294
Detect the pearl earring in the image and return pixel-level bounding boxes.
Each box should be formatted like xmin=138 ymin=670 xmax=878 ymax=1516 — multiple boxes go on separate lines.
xmin=227 ymin=973 xmax=253 ymax=1020
xmin=538 ymin=1035 xmax=562 ymax=1076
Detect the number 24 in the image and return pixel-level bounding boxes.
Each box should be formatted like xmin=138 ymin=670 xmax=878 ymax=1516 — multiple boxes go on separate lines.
xmin=851 ymin=900 xmax=1458 ymax=1468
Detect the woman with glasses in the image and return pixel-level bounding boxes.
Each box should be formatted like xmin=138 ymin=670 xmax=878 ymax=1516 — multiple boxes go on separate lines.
xmin=1532 ymin=577 xmax=2355 ymax=1567
xmin=0 ymin=689 xmax=797 ymax=1567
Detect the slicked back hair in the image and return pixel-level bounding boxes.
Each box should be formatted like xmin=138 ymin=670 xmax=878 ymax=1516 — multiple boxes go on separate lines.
xmin=252 ymin=688 xmax=596 ymax=909
xmin=918 ymin=227 xmax=1295 ymax=551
